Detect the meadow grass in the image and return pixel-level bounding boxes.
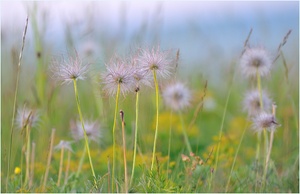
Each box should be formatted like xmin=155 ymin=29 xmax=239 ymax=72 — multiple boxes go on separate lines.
xmin=1 ymin=7 xmax=299 ymax=194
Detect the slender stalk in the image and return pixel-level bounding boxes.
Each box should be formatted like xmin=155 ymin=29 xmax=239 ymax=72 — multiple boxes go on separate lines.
xmin=256 ymin=69 xmax=269 ymax=158
xmin=151 ymin=70 xmax=159 ymax=171
xmin=6 ymin=16 xmax=28 ymax=192
xmin=29 ymin=142 xmax=36 ymax=188
xmin=76 ymin=144 xmax=86 ymax=178
xmin=120 ymin=110 xmax=128 ymax=193
xmin=166 ymin=111 xmax=173 ymax=179
xmin=225 ymin=121 xmax=249 ymax=192
xmin=179 ymin=112 xmax=192 ymax=154
xmin=209 ymin=87 xmax=232 ymax=191
xmin=64 ymin=150 xmax=71 ymax=186
xmin=42 ymin=128 xmax=56 ymax=192
xmin=261 ymin=105 xmax=277 ymax=191
xmin=130 ymin=89 xmax=139 ymax=185
xmin=24 ymin=125 xmax=31 ymax=186
xmin=112 ymin=84 xmax=121 ymax=192
xmin=73 ymin=79 xmax=96 ymax=186
xmin=57 ymin=147 xmax=64 ymax=186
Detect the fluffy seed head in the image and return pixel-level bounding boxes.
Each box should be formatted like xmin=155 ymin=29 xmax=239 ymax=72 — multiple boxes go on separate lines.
xmin=240 ymin=47 xmax=273 ymax=78
xmin=251 ymin=112 xmax=280 ymax=133
xmin=101 ymin=58 xmax=135 ymax=96
xmin=162 ymin=82 xmax=191 ymax=111
xmin=137 ymin=46 xmax=174 ymax=79
xmin=16 ymin=106 xmax=39 ymax=129
xmin=54 ymin=140 xmax=73 ymax=152
xmin=243 ymin=90 xmax=272 ymax=116
xmin=50 ymin=52 xmax=89 ymax=85
xmin=70 ymin=119 xmax=102 ymax=143
xmin=129 ymin=55 xmax=153 ymax=90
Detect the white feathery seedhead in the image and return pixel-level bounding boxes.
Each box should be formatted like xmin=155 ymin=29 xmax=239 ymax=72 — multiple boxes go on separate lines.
xmin=251 ymin=112 xmax=280 ymax=133
xmin=162 ymin=82 xmax=192 ymax=111
xmin=101 ymin=58 xmax=135 ymax=96
xmin=240 ymin=47 xmax=273 ymax=78
xmin=243 ymin=90 xmax=272 ymax=116
xmin=16 ymin=106 xmax=39 ymax=129
xmin=137 ymin=46 xmax=174 ymax=79
xmin=54 ymin=140 xmax=73 ymax=152
xmin=70 ymin=119 xmax=102 ymax=143
xmin=50 ymin=52 xmax=90 ymax=85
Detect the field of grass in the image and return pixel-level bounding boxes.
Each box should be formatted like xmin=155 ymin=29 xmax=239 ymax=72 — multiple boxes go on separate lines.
xmin=1 ymin=2 xmax=299 ymax=193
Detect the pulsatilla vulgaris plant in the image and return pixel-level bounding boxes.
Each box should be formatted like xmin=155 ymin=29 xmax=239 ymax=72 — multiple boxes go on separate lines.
xmin=50 ymin=51 xmax=97 ymax=186
xmin=137 ymin=45 xmax=175 ymax=171
xmin=101 ymin=56 xmax=135 ymax=192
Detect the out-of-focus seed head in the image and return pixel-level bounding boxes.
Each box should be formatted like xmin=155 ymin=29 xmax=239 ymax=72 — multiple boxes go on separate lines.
xmin=50 ymin=51 xmax=90 ymax=85
xmin=251 ymin=112 xmax=280 ymax=133
xmin=243 ymin=90 xmax=272 ymax=116
xmin=137 ymin=46 xmax=174 ymax=79
xmin=16 ymin=106 xmax=39 ymax=129
xmin=240 ymin=47 xmax=273 ymax=78
xmin=54 ymin=140 xmax=73 ymax=152
xmin=70 ymin=119 xmax=102 ymax=143
xmin=162 ymin=81 xmax=192 ymax=112
xmin=101 ymin=57 xmax=135 ymax=96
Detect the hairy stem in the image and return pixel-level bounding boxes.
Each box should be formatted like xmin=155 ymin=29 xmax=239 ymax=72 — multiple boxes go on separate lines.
xmin=120 ymin=111 xmax=128 ymax=193
xmin=166 ymin=111 xmax=173 ymax=179
xmin=73 ymin=79 xmax=96 ymax=186
xmin=57 ymin=147 xmax=64 ymax=186
xmin=42 ymin=128 xmax=56 ymax=192
xmin=151 ymin=70 xmax=159 ymax=171
xmin=112 ymin=84 xmax=120 ymax=192
xmin=130 ymin=90 xmax=139 ymax=186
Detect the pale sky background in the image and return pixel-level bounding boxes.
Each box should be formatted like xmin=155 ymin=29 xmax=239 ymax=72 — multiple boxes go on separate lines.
xmin=1 ymin=1 xmax=299 ymax=85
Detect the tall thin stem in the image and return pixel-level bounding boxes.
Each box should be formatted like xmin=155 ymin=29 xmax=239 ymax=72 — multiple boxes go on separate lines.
xmin=261 ymin=105 xmax=277 ymax=192
xmin=120 ymin=110 xmax=128 ymax=193
xmin=42 ymin=128 xmax=56 ymax=192
xmin=6 ymin=16 xmax=28 ymax=192
xmin=57 ymin=147 xmax=64 ymax=186
xmin=29 ymin=142 xmax=35 ymax=188
xmin=112 ymin=84 xmax=121 ymax=192
xmin=179 ymin=112 xmax=192 ymax=154
xmin=225 ymin=121 xmax=249 ymax=192
xmin=166 ymin=111 xmax=173 ymax=179
xmin=73 ymin=79 xmax=97 ymax=186
xmin=64 ymin=150 xmax=71 ymax=186
xmin=130 ymin=90 xmax=139 ymax=185
xmin=151 ymin=70 xmax=159 ymax=171
xmin=24 ymin=125 xmax=31 ymax=186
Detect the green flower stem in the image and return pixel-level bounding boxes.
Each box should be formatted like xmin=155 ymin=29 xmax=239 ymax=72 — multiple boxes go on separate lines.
xmin=64 ymin=150 xmax=71 ymax=186
xmin=130 ymin=90 xmax=139 ymax=186
xmin=73 ymin=79 xmax=96 ymax=186
xmin=120 ymin=111 xmax=128 ymax=193
xmin=179 ymin=112 xmax=192 ymax=154
xmin=57 ymin=147 xmax=64 ymax=186
xmin=151 ymin=70 xmax=159 ymax=171
xmin=166 ymin=111 xmax=173 ymax=179
xmin=256 ymin=70 xmax=269 ymax=158
xmin=209 ymin=86 xmax=232 ymax=191
xmin=42 ymin=128 xmax=55 ymax=192
xmin=76 ymin=144 xmax=86 ymax=178
xmin=24 ymin=125 xmax=31 ymax=186
xmin=112 ymin=84 xmax=121 ymax=192
xmin=225 ymin=121 xmax=249 ymax=192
